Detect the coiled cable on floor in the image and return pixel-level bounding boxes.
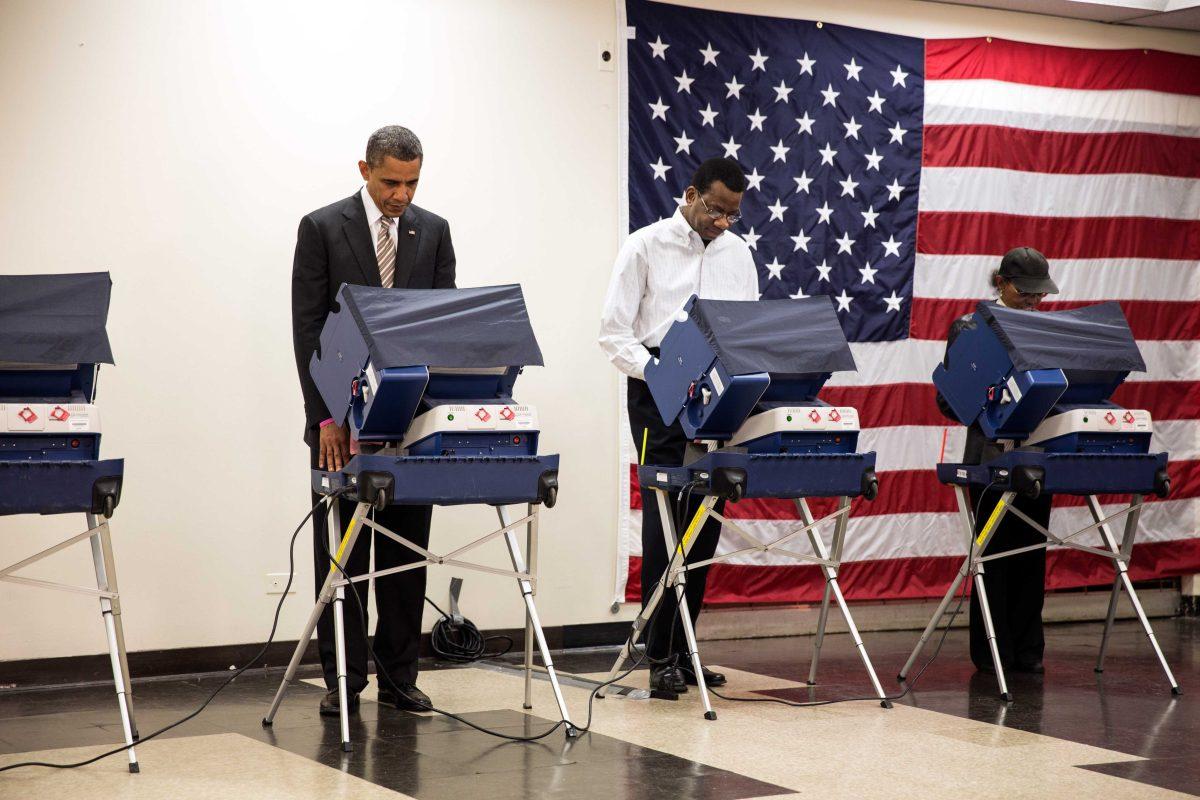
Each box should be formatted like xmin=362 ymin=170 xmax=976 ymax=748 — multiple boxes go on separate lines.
xmin=425 ymin=594 xmax=513 ymax=663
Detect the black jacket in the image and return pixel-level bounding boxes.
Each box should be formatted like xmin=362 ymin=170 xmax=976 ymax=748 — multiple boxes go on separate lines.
xmin=291 ymin=192 xmax=456 ymax=445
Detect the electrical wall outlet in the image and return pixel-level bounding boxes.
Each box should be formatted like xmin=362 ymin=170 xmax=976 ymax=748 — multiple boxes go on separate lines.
xmin=265 ymin=573 xmax=295 ymax=595
xmin=598 ymin=40 xmax=614 ymax=71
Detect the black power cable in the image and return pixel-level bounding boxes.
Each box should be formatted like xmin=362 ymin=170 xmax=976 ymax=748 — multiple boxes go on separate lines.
xmin=0 ymin=488 xmax=350 ymax=773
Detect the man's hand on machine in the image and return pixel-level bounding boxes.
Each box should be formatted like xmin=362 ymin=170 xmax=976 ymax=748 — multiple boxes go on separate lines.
xmin=319 ymin=422 xmax=351 ymax=472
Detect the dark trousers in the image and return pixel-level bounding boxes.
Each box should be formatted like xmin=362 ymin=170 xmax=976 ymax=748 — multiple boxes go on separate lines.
xmin=310 ymin=448 xmax=432 ymax=693
xmin=627 ymin=378 xmax=726 ymax=661
xmin=968 ymin=485 xmax=1049 ymax=669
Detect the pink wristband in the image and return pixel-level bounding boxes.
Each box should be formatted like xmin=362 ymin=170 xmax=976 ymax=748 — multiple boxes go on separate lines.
xmin=318 ymin=418 xmax=336 ymax=429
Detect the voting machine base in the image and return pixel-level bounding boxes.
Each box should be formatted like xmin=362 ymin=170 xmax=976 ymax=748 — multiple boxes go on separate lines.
xmin=897 ymin=481 xmax=1181 ymax=702
xmin=262 ymin=489 xmax=577 ymax=750
xmin=597 ymin=481 xmax=891 ymax=719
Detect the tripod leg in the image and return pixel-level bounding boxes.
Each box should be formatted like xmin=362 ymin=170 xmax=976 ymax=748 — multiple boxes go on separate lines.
xmin=328 ymin=500 xmax=360 ymax=752
xmin=499 ymin=506 xmax=578 ymax=735
xmin=808 ymin=582 xmax=833 ymax=685
xmin=898 ymin=565 xmax=967 ymax=681
xmin=523 ymin=503 xmax=535 ymax=710
xmin=796 ymin=497 xmax=837 ymax=686
xmin=1095 ymin=576 xmax=1121 ymax=673
xmin=1086 ymin=495 xmax=1179 ymax=694
xmin=597 ymin=567 xmax=671 ymax=697
xmin=973 ymin=570 xmax=1011 ymax=702
xmin=674 ymin=584 xmax=715 ymax=720
xmin=88 ymin=515 xmax=138 ymax=773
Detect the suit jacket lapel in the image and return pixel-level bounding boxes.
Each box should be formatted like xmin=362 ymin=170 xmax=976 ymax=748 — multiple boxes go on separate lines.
xmin=341 ymin=193 xmax=382 ymax=287
xmin=392 ymin=209 xmax=422 ymax=288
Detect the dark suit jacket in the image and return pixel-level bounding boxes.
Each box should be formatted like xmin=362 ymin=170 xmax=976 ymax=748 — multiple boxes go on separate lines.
xmin=292 ymin=191 xmax=456 ymax=445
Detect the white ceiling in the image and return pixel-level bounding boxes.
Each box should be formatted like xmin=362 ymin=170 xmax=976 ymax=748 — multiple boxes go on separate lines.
xmin=933 ymin=0 xmax=1200 ymax=30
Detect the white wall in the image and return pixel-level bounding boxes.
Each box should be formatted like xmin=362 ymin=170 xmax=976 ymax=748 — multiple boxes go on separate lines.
xmin=1 ymin=0 xmax=1197 ymax=662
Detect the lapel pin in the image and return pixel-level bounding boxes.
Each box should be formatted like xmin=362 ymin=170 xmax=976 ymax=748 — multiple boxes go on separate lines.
xmin=408 ymin=229 xmax=416 ymax=236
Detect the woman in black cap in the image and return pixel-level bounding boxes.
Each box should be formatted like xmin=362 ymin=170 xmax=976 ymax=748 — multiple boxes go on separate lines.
xmin=936 ymin=246 xmax=1059 ymax=674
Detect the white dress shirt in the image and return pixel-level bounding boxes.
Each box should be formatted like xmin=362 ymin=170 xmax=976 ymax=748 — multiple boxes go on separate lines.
xmin=599 ymin=209 xmax=759 ymax=379
xmin=360 ymin=185 xmax=398 ymax=261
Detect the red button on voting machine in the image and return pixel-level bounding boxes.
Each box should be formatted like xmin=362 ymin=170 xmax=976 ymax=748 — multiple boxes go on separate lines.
xmin=1104 ymin=412 xmax=1117 ymax=425
xmin=475 ymin=408 xmax=491 ymax=422
xmin=1124 ymin=411 xmax=1136 ymax=424
xmin=808 ymin=410 xmax=821 ymax=423
xmin=499 ymin=407 xmax=515 ymax=421
xmin=50 ymin=406 xmax=70 ymax=422
xmin=18 ymin=407 xmax=38 ymax=424
xmin=828 ymin=409 xmax=842 ymax=422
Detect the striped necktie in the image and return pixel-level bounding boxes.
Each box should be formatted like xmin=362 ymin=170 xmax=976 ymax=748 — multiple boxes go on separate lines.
xmin=376 ymin=216 xmax=395 ymax=288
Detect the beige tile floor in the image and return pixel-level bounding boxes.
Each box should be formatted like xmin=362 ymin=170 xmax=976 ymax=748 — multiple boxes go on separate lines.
xmin=311 ymin=664 xmax=1193 ymax=800
xmin=3 ymin=663 xmax=1189 ymax=800
xmin=0 ymin=732 xmax=414 ymax=800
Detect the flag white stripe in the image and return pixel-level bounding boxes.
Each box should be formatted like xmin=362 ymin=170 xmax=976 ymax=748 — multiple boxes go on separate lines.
xmin=925 ymin=79 xmax=1200 ymax=137
xmin=860 ymin=420 xmax=1197 ymax=472
xmin=827 ymin=339 xmax=1200 ymax=386
xmin=913 ymin=254 xmax=1200 ymax=303
xmin=627 ymin=499 xmax=1198 ymax=563
xmin=919 ymin=167 xmax=1200 ymax=221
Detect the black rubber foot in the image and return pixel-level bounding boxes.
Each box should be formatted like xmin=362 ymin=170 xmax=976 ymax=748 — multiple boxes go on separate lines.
xmin=261 ymin=718 xmax=273 ymax=728
xmin=1094 ymin=668 xmax=1104 ymax=674
xmin=129 ymin=762 xmax=140 ymax=774
xmin=523 ymin=703 xmax=533 ymax=709
xmin=896 ymin=674 xmax=906 ymax=683
xmin=565 ymin=725 xmax=582 ymax=738
xmin=805 ymin=680 xmax=818 ymax=687
xmin=1171 ymin=686 xmax=1183 ymax=696
xmin=649 ymin=689 xmax=680 ymax=701
xmin=341 ymin=742 xmax=352 ymax=752
xmin=704 ymin=711 xmax=717 ymax=721
xmin=1001 ymin=692 xmax=1013 ymax=702
xmin=132 ymin=731 xmax=141 ymax=742
xmin=881 ymin=700 xmax=893 ymax=709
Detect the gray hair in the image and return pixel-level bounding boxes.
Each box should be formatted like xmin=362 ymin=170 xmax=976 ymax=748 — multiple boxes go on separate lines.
xmin=365 ymin=125 xmax=423 ymax=166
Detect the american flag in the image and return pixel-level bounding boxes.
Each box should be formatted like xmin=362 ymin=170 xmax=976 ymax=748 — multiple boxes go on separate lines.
xmin=616 ymin=0 xmax=1200 ymax=605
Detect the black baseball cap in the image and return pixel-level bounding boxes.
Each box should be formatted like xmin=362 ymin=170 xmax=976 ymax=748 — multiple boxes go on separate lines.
xmin=999 ymin=247 xmax=1058 ymax=294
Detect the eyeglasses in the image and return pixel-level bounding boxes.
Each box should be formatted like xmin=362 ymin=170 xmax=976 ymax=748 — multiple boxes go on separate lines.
xmin=697 ymin=193 xmax=742 ymax=224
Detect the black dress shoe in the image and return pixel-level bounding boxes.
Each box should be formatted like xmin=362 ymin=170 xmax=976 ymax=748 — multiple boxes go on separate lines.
xmin=378 ymin=683 xmax=432 ymax=711
xmin=678 ymin=663 xmax=727 ymax=687
xmin=319 ymin=689 xmax=359 ymax=717
xmin=649 ymin=664 xmax=688 ymax=698
xmin=1013 ymin=660 xmax=1045 ymax=674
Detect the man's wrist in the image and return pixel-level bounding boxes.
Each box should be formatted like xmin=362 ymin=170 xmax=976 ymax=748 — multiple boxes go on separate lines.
xmin=318 ymin=418 xmax=336 ymax=429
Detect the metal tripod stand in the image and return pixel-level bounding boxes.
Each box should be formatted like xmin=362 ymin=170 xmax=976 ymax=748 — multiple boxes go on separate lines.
xmin=898 ymin=485 xmax=1181 ymax=701
xmin=262 ymin=498 xmax=577 ymax=750
xmin=1 ymin=512 xmax=139 ymax=772
xmin=598 ymin=488 xmax=891 ymax=718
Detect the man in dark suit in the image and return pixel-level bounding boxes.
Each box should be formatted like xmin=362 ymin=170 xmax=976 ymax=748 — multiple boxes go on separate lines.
xmin=292 ymin=125 xmax=455 ymax=715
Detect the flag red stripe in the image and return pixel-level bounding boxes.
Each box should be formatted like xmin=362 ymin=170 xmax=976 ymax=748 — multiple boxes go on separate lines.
xmin=917 ymin=212 xmax=1200 ymax=260
xmin=624 ymin=537 xmax=1200 ymax=603
xmin=925 ymin=37 xmax=1200 ymax=96
xmin=922 ymin=125 xmax=1200 ymax=179
xmin=820 ymin=381 xmax=1200 ymax=428
xmin=909 ymin=297 xmax=1200 ymax=341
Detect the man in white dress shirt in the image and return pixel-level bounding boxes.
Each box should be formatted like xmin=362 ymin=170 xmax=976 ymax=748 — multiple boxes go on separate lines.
xmin=599 ymin=157 xmax=758 ymax=697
